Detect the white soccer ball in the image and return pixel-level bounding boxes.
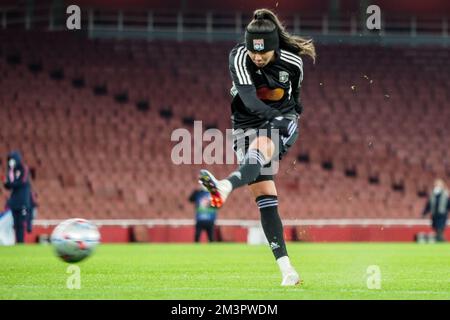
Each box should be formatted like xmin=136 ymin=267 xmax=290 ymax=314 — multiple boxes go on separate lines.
xmin=51 ymin=218 xmax=101 ymax=263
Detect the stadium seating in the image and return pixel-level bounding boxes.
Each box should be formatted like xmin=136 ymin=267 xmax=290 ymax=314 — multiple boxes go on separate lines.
xmin=0 ymin=31 xmax=449 ymax=220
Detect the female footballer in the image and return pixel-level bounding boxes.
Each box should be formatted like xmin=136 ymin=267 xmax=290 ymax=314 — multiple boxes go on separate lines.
xmin=199 ymin=8 xmax=315 ymax=286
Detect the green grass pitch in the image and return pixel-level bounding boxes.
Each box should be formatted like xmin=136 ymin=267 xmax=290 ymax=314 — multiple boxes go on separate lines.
xmin=1 ymin=243 xmax=449 ymax=300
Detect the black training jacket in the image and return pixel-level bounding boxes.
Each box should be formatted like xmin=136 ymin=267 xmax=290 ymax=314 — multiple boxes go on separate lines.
xmin=228 ymin=43 xmax=304 ymax=129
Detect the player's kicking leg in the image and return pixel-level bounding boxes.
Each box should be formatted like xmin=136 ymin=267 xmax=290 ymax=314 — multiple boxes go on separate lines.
xmin=199 ymin=135 xmax=301 ymax=286
xmin=198 ymin=136 xmax=274 ymax=208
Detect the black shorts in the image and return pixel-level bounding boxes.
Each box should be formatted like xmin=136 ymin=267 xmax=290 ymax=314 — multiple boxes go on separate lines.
xmin=232 ymin=115 xmax=300 ymax=185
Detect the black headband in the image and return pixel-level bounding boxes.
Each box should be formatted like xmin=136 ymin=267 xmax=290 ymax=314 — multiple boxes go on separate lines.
xmin=245 ymin=28 xmax=279 ymax=53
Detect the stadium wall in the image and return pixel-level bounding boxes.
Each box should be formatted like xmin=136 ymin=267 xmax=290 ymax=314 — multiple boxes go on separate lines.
xmin=25 ymin=220 xmax=450 ymax=244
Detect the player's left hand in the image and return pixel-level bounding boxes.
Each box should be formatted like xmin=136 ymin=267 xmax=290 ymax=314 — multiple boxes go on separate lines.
xmin=270 ymin=116 xmax=294 ymax=137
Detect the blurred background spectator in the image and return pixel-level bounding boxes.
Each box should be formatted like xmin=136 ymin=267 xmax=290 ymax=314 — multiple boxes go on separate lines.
xmin=189 ymin=187 xmax=218 ymax=242
xmin=422 ymin=179 xmax=449 ymax=242
xmin=3 ymin=151 xmax=31 ymax=243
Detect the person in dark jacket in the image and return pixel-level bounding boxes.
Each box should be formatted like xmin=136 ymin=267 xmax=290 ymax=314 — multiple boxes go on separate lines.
xmin=189 ymin=187 xmax=218 ymax=242
xmin=3 ymin=151 xmax=31 ymax=243
xmin=422 ymin=179 xmax=449 ymax=242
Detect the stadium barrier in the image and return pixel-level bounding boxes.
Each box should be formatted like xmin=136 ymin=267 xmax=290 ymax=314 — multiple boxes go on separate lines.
xmin=1 ymin=3 xmax=449 ymax=45
xmin=25 ymin=219 xmax=450 ymax=243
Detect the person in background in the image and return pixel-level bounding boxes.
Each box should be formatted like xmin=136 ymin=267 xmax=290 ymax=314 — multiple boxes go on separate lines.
xmin=422 ymin=179 xmax=450 ymax=242
xmin=3 ymin=151 xmax=31 ymax=243
xmin=189 ymin=187 xmax=218 ymax=242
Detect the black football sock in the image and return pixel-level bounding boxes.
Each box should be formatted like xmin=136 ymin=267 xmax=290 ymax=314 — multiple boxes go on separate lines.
xmin=256 ymin=195 xmax=288 ymax=260
xmin=227 ymin=149 xmax=267 ymax=189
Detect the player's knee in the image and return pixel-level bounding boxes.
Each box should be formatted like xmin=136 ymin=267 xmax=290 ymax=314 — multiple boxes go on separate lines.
xmin=249 ymin=136 xmax=275 ymax=161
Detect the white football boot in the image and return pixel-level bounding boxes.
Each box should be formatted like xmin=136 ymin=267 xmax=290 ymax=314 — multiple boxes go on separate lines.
xmin=198 ymin=169 xmax=232 ymax=208
xmin=281 ymin=268 xmax=301 ymax=286
xmin=278 ymin=256 xmax=302 ymax=286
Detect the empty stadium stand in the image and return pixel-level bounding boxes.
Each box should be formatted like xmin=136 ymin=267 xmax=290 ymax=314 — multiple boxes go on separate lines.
xmin=0 ymin=30 xmax=449 ymax=221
